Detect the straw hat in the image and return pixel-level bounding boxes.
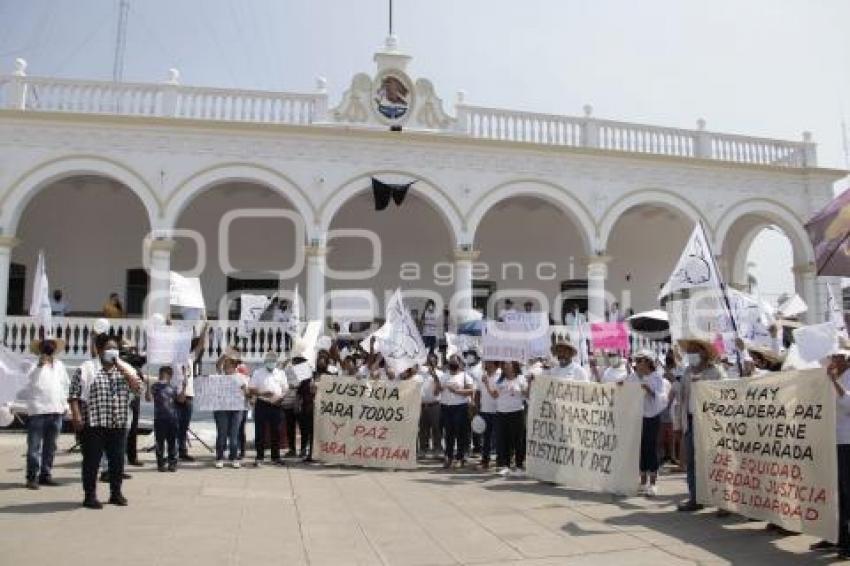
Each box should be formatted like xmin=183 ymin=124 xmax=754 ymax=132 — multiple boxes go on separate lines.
xmin=29 ymin=337 xmax=65 ymax=356
xmin=746 ymin=343 xmax=786 ymax=366
xmin=551 ymin=336 xmax=577 ymax=357
xmin=677 ymin=337 xmax=719 ymax=362
xmin=222 ymin=346 xmax=242 ymax=362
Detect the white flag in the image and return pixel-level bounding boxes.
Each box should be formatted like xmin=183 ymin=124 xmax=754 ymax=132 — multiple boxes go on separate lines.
xmin=827 ymin=286 xmax=848 ymax=339
xmin=360 ymin=289 xmax=427 ymax=373
xmin=776 ymin=294 xmax=808 ymax=318
xmin=288 ymin=284 xmax=300 ymax=337
xmin=29 ymin=251 xmax=52 ymax=333
xmin=659 ymin=223 xmax=722 ymax=299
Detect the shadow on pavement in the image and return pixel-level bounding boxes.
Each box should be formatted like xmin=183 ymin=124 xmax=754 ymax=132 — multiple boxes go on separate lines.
xmin=0 ymin=501 xmax=79 ymax=514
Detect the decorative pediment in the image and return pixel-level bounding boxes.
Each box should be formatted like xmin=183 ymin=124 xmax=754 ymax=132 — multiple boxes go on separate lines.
xmin=330 ymin=37 xmax=453 ymax=131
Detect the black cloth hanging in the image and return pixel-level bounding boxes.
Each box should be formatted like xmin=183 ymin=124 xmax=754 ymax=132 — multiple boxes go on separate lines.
xmin=372 ymin=178 xmax=415 ymax=211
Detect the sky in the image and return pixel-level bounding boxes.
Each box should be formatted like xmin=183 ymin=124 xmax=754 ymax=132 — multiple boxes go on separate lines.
xmin=1 ymin=0 xmax=848 ymax=301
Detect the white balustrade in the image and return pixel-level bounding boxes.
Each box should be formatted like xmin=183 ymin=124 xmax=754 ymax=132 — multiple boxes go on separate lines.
xmin=1 ymin=60 xmax=815 ymax=167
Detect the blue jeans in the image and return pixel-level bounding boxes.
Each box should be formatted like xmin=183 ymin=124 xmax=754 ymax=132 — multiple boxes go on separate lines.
xmin=685 ymin=415 xmax=696 ymax=503
xmin=26 ymin=413 xmax=62 ymax=480
xmin=154 ymin=417 xmax=178 ymax=467
xmin=214 ymin=410 xmax=243 ymax=461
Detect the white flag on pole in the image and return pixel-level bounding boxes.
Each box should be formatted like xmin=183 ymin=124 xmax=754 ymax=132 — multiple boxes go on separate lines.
xmin=360 ymin=289 xmax=427 ymax=373
xmin=658 ymin=223 xmax=722 ymax=300
xmin=288 ymin=284 xmax=301 ymax=337
xmin=827 ymin=285 xmax=848 ymax=339
xmin=29 ymin=251 xmax=52 ymax=333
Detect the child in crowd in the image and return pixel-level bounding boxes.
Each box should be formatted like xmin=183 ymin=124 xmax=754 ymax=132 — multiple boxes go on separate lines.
xmin=146 ymin=366 xmax=179 ymax=472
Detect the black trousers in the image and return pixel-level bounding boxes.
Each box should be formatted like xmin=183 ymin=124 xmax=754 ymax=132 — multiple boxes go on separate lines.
xmin=639 ymin=416 xmax=661 ymax=473
xmin=126 ymin=397 xmax=140 ymax=463
xmin=496 ymin=410 xmax=526 ymax=468
xmin=839 ymin=445 xmax=850 ymax=549
xmin=175 ymin=398 xmax=193 ymax=456
xmin=441 ymin=404 xmax=469 ymax=461
xmin=81 ymin=427 xmax=126 ymax=499
xmin=254 ymin=400 xmax=282 ymax=461
xmin=298 ymin=410 xmax=314 ymax=457
xmin=283 ymin=407 xmax=298 ymax=451
xmin=154 ymin=418 xmax=178 ymax=466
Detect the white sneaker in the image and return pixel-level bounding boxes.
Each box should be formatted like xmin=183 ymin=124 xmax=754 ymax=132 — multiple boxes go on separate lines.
xmin=499 ymin=467 xmax=511 ymax=477
xmin=637 ymin=484 xmax=647 ymax=495
xmin=254 ymin=460 xmax=263 ymax=468
xmin=646 ymin=484 xmax=658 ymax=497
xmin=214 ymin=460 xmax=224 ymax=469
xmin=231 ymin=460 xmax=241 ymax=469
xmin=511 ymin=468 xmax=526 ymax=479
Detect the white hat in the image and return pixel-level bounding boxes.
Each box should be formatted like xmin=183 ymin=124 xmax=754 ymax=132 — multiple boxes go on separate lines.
xmin=316 ymin=336 xmax=332 ymax=351
xmin=93 ymin=318 xmax=110 ymax=335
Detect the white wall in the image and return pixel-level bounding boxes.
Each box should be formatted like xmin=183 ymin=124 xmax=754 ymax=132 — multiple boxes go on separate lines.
xmin=171 ymin=182 xmax=307 ymax=318
xmin=14 ymin=176 xmax=150 ymax=314
xmin=606 ymin=206 xmax=692 ymax=313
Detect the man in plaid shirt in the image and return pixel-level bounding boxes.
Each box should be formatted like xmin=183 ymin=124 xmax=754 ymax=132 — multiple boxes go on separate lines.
xmin=69 ymin=333 xmax=141 ymax=509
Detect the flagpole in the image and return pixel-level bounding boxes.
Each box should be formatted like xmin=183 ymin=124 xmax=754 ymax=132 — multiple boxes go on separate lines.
xmin=699 ymin=220 xmax=743 ymax=374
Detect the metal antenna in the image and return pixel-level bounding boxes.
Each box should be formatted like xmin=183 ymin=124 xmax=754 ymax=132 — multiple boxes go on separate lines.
xmin=389 ymin=0 xmax=393 ymax=36
xmin=112 ymin=0 xmax=130 ymax=83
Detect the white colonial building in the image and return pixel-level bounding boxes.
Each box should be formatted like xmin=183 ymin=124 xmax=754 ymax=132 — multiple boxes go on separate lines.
xmin=0 ymin=36 xmax=844 ymax=362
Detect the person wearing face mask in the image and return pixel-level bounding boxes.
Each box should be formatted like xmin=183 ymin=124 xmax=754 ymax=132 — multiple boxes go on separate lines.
xmin=437 ymin=355 xmax=475 ymax=468
xmin=68 ymin=334 xmax=141 ymax=509
xmin=248 ymin=351 xmax=287 ymax=467
xmin=420 ymin=299 xmax=440 ymax=355
xmin=21 ymin=338 xmax=69 ymax=490
xmin=464 ymin=350 xmax=484 ymax=456
xmin=600 ymin=351 xmax=628 ymax=383
xmin=475 ymin=360 xmax=501 ymax=470
xmin=622 ymin=350 xmax=668 ymax=497
xmin=418 ymin=353 xmax=443 ymax=460
xmin=676 ymin=337 xmax=725 ymax=512
xmin=547 ymin=339 xmax=590 ymax=382
xmin=485 ymin=361 xmax=528 ymax=476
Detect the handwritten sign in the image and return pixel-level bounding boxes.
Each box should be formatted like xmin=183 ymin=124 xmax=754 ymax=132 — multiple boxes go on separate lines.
xmin=694 ymin=369 xmax=837 ymax=542
xmin=314 ymin=376 xmax=421 ymax=469
xmin=146 ymin=325 xmax=192 ymax=366
xmin=169 ymin=272 xmax=205 ymax=309
xmin=526 ymin=375 xmax=643 ymax=494
xmin=194 ymin=374 xmax=246 ymax=411
xmin=590 ymin=322 xmax=630 ymax=353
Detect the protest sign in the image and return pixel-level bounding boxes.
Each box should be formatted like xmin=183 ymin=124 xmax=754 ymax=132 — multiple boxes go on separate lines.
xmin=169 ymin=272 xmax=205 ymax=309
xmin=793 ymin=322 xmax=837 ymax=363
xmin=239 ymin=294 xmax=271 ymax=332
xmin=590 ymin=322 xmax=630 ymax=353
xmin=146 ymin=325 xmax=192 ymax=366
xmin=526 ymin=375 xmax=643 ymax=494
xmin=193 ymin=375 xmax=246 ymax=411
xmin=693 ymin=369 xmax=837 ymax=541
xmin=0 ymin=348 xmax=36 ymax=406
xmin=314 ymin=376 xmax=421 ymax=469
xmin=482 ymin=312 xmax=549 ymax=362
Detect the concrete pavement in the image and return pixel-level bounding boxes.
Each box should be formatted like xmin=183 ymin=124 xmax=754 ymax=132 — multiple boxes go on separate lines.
xmin=0 ymin=432 xmax=841 ymax=565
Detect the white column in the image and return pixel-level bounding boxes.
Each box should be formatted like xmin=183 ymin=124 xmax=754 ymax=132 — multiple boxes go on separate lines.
xmin=792 ymin=263 xmax=819 ymax=324
xmin=453 ymin=248 xmax=480 ymax=322
xmin=0 ymin=236 xmax=20 ymax=322
xmin=146 ymin=238 xmax=174 ymax=318
xmin=587 ymin=255 xmax=611 ymax=323
xmin=306 ymin=244 xmax=327 ymax=322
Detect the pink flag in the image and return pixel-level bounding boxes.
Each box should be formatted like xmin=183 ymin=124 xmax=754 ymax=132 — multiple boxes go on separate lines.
xmin=590 ymin=322 xmax=630 ymax=354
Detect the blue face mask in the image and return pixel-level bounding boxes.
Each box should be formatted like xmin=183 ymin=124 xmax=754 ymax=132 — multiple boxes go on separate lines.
xmin=265 ymin=362 xmax=276 ymax=371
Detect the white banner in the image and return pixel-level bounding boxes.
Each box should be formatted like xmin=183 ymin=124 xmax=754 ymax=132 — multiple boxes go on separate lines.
xmin=169 ymin=272 xmax=205 ymax=309
xmin=482 ymin=313 xmax=551 ymax=362
xmin=193 ymin=374 xmax=246 ymax=411
xmin=526 ymin=375 xmax=643 ymax=494
xmin=240 ymin=294 xmax=271 ymax=331
xmin=694 ymin=369 xmax=838 ymax=542
xmin=146 ymin=325 xmax=193 ymax=366
xmin=314 ymin=376 xmax=421 ymax=469
xmin=0 ymin=347 xmax=36 ymax=406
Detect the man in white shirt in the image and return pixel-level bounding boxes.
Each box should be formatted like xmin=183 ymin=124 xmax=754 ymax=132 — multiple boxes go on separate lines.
xmin=599 ymin=352 xmax=628 ymax=383
xmin=248 ymin=351 xmax=287 ymax=466
xmin=50 ymin=290 xmax=69 ymax=316
xmin=438 ymin=357 xmax=475 ymax=467
xmin=547 ymin=340 xmax=590 ymax=382
xmin=22 ymin=338 xmax=69 ymax=489
xmin=811 ymin=348 xmax=850 ymax=557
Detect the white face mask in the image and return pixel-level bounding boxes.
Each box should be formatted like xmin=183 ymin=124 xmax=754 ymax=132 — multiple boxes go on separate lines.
xmin=686 ymin=353 xmax=702 ymax=367
xmin=102 ymin=349 xmax=119 ymax=364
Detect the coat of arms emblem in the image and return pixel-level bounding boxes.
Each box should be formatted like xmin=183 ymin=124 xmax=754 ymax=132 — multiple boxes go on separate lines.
xmin=374 ymin=73 xmax=411 ymax=121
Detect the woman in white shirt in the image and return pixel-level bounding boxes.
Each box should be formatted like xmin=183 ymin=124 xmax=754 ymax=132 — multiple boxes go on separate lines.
xmin=484 ymin=361 xmax=528 ymax=475
xmin=437 ymin=356 xmax=474 ymax=468
xmin=623 ymin=350 xmax=668 ymax=497
xmin=419 ymin=299 xmax=439 ymax=355
xmin=475 ymin=361 xmax=500 ymax=470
